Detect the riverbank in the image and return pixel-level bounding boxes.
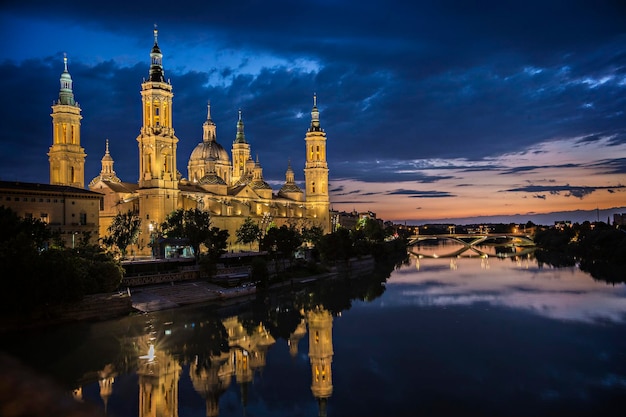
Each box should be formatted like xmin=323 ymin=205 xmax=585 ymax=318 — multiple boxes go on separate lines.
xmin=0 ymin=256 xmax=376 ymax=332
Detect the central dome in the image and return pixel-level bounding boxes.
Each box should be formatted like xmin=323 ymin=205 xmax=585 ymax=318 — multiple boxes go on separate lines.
xmin=189 ymin=140 xmax=230 ymax=163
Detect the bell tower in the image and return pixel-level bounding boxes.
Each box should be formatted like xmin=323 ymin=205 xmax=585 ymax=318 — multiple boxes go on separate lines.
xmin=137 ymin=26 xmax=178 ymax=190
xmin=49 ymin=54 xmax=86 ymax=188
xmin=136 ymin=26 xmax=180 ymax=253
xmin=304 ymin=94 xmax=330 ymax=231
xmin=231 ymin=109 xmax=251 ymax=185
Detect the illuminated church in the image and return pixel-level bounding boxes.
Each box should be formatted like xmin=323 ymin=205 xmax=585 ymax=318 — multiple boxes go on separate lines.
xmin=50 ymin=28 xmax=330 ymax=254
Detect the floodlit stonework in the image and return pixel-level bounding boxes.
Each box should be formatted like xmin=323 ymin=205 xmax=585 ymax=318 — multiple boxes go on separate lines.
xmin=76 ymin=28 xmax=331 ymax=255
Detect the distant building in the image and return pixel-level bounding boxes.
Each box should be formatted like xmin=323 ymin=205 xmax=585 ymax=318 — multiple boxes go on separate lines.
xmin=330 ymin=210 xmax=381 ymax=231
xmin=0 ymin=181 xmax=101 ymax=246
xmin=614 ymin=213 xmax=626 ymax=226
xmin=554 ymin=220 xmax=572 ymax=230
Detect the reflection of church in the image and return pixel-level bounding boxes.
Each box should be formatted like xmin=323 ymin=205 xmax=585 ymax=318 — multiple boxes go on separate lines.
xmin=72 ymin=307 xmax=334 ymax=416
xmin=186 ymin=310 xmax=334 ymax=417
xmin=49 ymin=28 xmax=331 ymax=254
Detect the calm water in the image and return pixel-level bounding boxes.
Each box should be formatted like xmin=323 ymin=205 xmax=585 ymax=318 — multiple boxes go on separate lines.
xmin=2 ymin=244 xmax=626 ymax=417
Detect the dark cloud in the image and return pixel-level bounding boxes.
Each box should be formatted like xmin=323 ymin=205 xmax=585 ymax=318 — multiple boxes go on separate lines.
xmin=388 ymin=189 xmax=455 ymax=198
xmin=506 ymin=184 xmax=626 ymax=199
xmin=499 ymin=164 xmax=579 ymax=175
xmin=1 ymin=0 xmax=626 ymax=207
xmin=332 ymin=161 xmax=455 ymax=183
xmin=589 ymin=158 xmax=626 ymax=175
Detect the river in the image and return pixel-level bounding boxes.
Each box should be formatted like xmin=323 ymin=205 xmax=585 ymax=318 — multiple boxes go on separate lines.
xmin=1 ymin=242 xmax=626 ymax=416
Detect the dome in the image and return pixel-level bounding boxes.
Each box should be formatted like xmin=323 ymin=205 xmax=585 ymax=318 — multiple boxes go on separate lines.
xmin=189 ymin=140 xmax=230 ymax=164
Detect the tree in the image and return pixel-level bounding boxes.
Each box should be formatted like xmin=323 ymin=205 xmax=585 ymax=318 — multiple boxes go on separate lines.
xmin=0 ymin=207 xmax=124 ymax=314
xmin=317 ymin=228 xmax=354 ymax=262
xmin=200 ymin=227 xmax=230 ymax=276
xmin=301 ymin=225 xmax=324 ymax=247
xmin=161 ymin=208 xmax=212 ymax=261
xmin=261 ymin=225 xmax=303 ymax=259
xmin=356 ymin=217 xmax=385 ymax=242
xmin=102 ymin=210 xmax=141 ymax=259
xmin=236 ymin=217 xmax=261 ymax=251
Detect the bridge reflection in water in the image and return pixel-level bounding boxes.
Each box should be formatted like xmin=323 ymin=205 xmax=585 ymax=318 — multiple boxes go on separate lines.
xmin=408 ymin=234 xmax=536 ymax=259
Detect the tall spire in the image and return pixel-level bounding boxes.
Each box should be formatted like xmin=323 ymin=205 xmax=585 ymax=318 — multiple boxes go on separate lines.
xmin=203 ymin=101 xmax=217 ymax=142
xmin=58 ymin=53 xmax=76 ymax=105
xmin=89 ymin=139 xmax=120 ymax=187
xmin=309 ymin=93 xmax=322 ymax=132
xmin=149 ymin=24 xmax=165 ymax=82
xmin=235 ymin=109 xmax=247 ymax=143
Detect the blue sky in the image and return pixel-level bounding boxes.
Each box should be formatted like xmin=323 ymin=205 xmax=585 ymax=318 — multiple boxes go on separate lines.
xmin=1 ymin=0 xmax=625 ymax=224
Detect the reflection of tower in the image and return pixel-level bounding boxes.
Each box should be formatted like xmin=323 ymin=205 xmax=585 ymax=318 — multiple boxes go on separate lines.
xmin=98 ymin=364 xmax=117 ymax=414
xmin=288 ymin=316 xmax=308 ymax=357
xmin=222 ymin=316 xmax=276 ymax=408
xmin=307 ymin=307 xmax=333 ymax=417
xmin=137 ymin=342 xmax=181 ymax=417
xmin=189 ymin=354 xmax=232 ymax=417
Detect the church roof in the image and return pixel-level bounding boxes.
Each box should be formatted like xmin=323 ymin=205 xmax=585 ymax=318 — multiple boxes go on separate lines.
xmin=94 ymin=181 xmax=138 ymax=194
xmin=198 ymin=172 xmax=227 ymax=185
xmin=0 ymin=181 xmax=102 ymax=197
xmin=279 ymin=183 xmax=304 ymax=194
xmin=250 ymin=179 xmax=272 ymax=190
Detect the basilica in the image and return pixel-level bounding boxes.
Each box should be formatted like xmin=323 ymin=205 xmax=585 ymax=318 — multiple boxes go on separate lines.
xmin=48 ymin=28 xmax=330 ymax=255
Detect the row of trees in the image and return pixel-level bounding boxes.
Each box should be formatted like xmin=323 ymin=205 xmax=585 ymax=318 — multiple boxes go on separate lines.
xmin=1 ymin=206 xmax=124 ymax=314
xmin=534 ymin=221 xmax=626 ymax=282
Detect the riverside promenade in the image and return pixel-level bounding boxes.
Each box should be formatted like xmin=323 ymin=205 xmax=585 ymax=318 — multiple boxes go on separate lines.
xmin=129 ymin=281 xmax=224 ymax=312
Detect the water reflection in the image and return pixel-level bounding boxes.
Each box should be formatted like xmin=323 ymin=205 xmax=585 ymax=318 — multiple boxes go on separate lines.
xmin=403 ymin=250 xmax=626 ymax=324
xmin=60 ymin=300 xmax=341 ymax=417
xmin=3 ymin=248 xmax=625 ymax=416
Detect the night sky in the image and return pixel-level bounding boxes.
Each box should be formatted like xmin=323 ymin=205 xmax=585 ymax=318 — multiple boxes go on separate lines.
xmin=1 ymin=0 xmax=625 ymax=224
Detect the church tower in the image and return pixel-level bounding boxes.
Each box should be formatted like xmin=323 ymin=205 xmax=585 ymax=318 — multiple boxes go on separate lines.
xmin=49 ymin=54 xmax=86 ymax=188
xmin=231 ymin=110 xmax=251 ymax=185
xmin=136 ymin=27 xmax=179 ymax=251
xmin=304 ymin=94 xmax=330 ymax=231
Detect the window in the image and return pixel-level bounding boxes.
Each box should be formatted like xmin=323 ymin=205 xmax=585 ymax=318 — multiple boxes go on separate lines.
xmin=5 ymin=197 xmax=10 ymax=201
xmin=25 ymin=213 xmax=33 ymax=219
xmin=23 ymin=197 xmax=28 ymax=202
xmin=79 ymin=212 xmax=87 ymax=225
xmin=40 ymin=213 xmax=49 ymax=223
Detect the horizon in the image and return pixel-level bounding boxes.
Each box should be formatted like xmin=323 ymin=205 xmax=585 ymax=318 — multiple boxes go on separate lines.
xmin=1 ymin=1 xmax=625 ymax=225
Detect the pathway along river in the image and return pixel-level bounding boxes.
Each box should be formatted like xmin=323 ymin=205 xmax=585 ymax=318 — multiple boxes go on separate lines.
xmin=1 ymin=241 xmax=626 ymax=417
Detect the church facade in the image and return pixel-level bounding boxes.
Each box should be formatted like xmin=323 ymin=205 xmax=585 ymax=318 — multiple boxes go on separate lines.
xmin=62 ymin=28 xmax=331 ymax=255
